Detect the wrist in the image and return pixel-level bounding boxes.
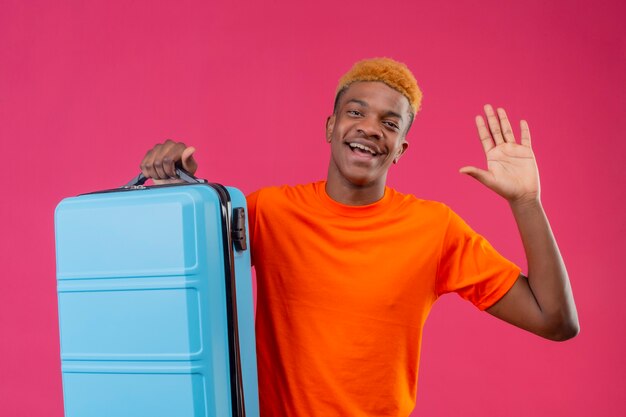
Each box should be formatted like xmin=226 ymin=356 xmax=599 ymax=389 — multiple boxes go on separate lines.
xmin=509 ymin=194 xmax=542 ymax=213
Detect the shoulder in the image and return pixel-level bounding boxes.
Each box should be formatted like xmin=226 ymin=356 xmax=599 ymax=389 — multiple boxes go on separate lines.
xmin=386 ymin=187 xmax=453 ymax=220
xmin=247 ymin=182 xmax=321 ymax=210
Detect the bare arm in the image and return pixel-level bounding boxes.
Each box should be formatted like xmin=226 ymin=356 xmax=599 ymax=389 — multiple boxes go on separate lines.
xmin=460 ymin=105 xmax=579 ymax=341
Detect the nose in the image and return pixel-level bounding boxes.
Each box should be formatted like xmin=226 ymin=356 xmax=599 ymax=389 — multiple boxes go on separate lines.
xmin=357 ymin=116 xmax=382 ymax=140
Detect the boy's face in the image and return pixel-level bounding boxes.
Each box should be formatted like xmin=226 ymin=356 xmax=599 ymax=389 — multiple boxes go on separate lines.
xmin=326 ymin=81 xmax=411 ymax=188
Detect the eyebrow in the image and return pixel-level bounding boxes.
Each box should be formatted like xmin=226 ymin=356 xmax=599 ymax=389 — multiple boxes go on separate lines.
xmin=347 ymin=98 xmax=368 ymax=107
xmin=346 ymin=99 xmax=404 ymax=121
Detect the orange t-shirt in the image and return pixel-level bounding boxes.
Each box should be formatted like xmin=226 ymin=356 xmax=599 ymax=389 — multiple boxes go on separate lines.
xmin=246 ymin=181 xmax=520 ymax=417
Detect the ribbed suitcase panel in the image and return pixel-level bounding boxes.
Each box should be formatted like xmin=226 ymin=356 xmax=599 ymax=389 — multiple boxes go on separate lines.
xmin=55 ymin=185 xmax=257 ymax=417
xmin=63 ymin=372 xmax=207 ymax=417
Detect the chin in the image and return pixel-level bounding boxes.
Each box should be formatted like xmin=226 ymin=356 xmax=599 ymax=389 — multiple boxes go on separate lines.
xmin=329 ymin=158 xmax=388 ymax=189
xmin=343 ymin=171 xmax=385 ymax=188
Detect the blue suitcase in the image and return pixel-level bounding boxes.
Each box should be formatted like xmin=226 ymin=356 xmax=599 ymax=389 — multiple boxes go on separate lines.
xmin=54 ymin=170 xmax=259 ymax=417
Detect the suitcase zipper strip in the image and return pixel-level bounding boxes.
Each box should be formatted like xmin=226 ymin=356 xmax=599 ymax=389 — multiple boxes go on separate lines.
xmin=206 ymin=183 xmax=247 ymax=417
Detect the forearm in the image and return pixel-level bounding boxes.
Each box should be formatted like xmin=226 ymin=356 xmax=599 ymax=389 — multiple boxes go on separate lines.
xmin=510 ymin=197 xmax=579 ymax=340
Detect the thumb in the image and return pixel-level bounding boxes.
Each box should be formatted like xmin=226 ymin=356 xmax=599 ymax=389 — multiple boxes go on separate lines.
xmin=459 ymin=166 xmax=493 ymax=187
xmin=181 ymin=146 xmax=198 ymax=175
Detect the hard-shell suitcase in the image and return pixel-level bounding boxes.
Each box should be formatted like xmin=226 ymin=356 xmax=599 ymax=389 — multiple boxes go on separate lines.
xmin=54 ymin=170 xmax=259 ymax=417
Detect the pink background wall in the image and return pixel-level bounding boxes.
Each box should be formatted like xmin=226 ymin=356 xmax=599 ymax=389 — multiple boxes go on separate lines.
xmin=1 ymin=0 xmax=624 ymax=415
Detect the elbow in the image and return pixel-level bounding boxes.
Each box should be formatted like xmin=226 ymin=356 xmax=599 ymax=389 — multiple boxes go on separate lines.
xmin=545 ymin=317 xmax=580 ymax=342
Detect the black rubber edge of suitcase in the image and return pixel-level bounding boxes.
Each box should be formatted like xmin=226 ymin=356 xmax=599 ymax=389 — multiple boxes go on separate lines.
xmin=206 ymin=183 xmax=247 ymax=417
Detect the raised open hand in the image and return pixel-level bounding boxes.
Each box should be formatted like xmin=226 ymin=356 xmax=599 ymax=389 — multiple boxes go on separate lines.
xmin=460 ymin=105 xmax=540 ymax=204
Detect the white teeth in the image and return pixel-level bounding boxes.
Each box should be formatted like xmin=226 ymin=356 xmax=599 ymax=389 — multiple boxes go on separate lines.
xmin=349 ymin=142 xmax=377 ymax=155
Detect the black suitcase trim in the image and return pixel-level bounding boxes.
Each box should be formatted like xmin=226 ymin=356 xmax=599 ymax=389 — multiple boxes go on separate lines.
xmin=206 ymin=183 xmax=247 ymax=417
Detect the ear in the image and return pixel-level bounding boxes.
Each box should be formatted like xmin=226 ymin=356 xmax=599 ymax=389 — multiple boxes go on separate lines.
xmin=325 ymin=115 xmax=335 ymax=143
xmin=393 ymin=140 xmax=409 ymax=164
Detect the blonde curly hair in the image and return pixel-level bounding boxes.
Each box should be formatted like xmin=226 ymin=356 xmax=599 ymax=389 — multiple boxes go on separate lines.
xmin=334 ymin=57 xmax=422 ymax=117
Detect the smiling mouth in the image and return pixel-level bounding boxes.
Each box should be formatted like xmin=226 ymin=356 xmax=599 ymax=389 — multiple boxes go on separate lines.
xmin=347 ymin=142 xmax=379 ymax=156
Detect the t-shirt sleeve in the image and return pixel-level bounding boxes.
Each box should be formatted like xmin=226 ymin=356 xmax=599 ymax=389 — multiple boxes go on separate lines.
xmin=246 ymin=190 xmax=261 ymax=267
xmin=435 ymin=207 xmax=521 ymax=310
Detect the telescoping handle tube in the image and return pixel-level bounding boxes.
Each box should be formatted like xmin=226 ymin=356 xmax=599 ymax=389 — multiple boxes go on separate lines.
xmin=124 ymin=168 xmax=205 ymax=188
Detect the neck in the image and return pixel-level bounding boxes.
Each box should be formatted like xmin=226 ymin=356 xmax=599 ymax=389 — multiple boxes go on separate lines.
xmin=325 ymin=170 xmax=387 ymax=206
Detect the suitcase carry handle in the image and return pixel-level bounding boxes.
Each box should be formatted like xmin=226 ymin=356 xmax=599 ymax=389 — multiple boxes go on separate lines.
xmin=125 ymin=168 xmax=205 ymax=188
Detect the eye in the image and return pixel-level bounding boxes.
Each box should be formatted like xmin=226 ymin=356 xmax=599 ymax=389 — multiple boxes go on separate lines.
xmin=347 ymin=109 xmax=363 ymax=117
xmin=383 ymin=120 xmax=400 ymax=130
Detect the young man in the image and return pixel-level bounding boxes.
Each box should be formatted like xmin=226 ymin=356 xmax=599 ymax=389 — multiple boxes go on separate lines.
xmin=140 ymin=58 xmax=579 ymax=416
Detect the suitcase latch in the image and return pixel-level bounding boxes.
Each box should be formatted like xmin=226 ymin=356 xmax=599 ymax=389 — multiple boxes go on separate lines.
xmin=231 ymin=207 xmax=247 ymax=252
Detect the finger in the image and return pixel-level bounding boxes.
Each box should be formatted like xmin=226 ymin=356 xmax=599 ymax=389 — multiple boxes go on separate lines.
xmin=154 ymin=139 xmax=185 ymax=179
xmin=459 ymin=166 xmax=495 ymax=188
xmin=520 ymin=120 xmax=531 ymax=147
xmin=496 ymin=108 xmax=516 ymax=143
xmin=152 ymin=148 xmax=168 ymax=180
xmin=161 ymin=142 xmax=186 ymax=178
xmin=161 ymin=154 xmax=176 ymax=178
xmin=141 ymin=145 xmax=162 ymax=179
xmin=475 ymin=115 xmax=495 ymax=153
xmin=484 ymin=104 xmax=505 ymax=145
xmin=181 ymin=146 xmax=198 ymax=175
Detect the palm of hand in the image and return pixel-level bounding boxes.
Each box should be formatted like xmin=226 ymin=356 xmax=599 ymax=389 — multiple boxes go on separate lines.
xmin=484 ymin=142 xmax=539 ymax=201
xmin=461 ymin=105 xmax=541 ymax=204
